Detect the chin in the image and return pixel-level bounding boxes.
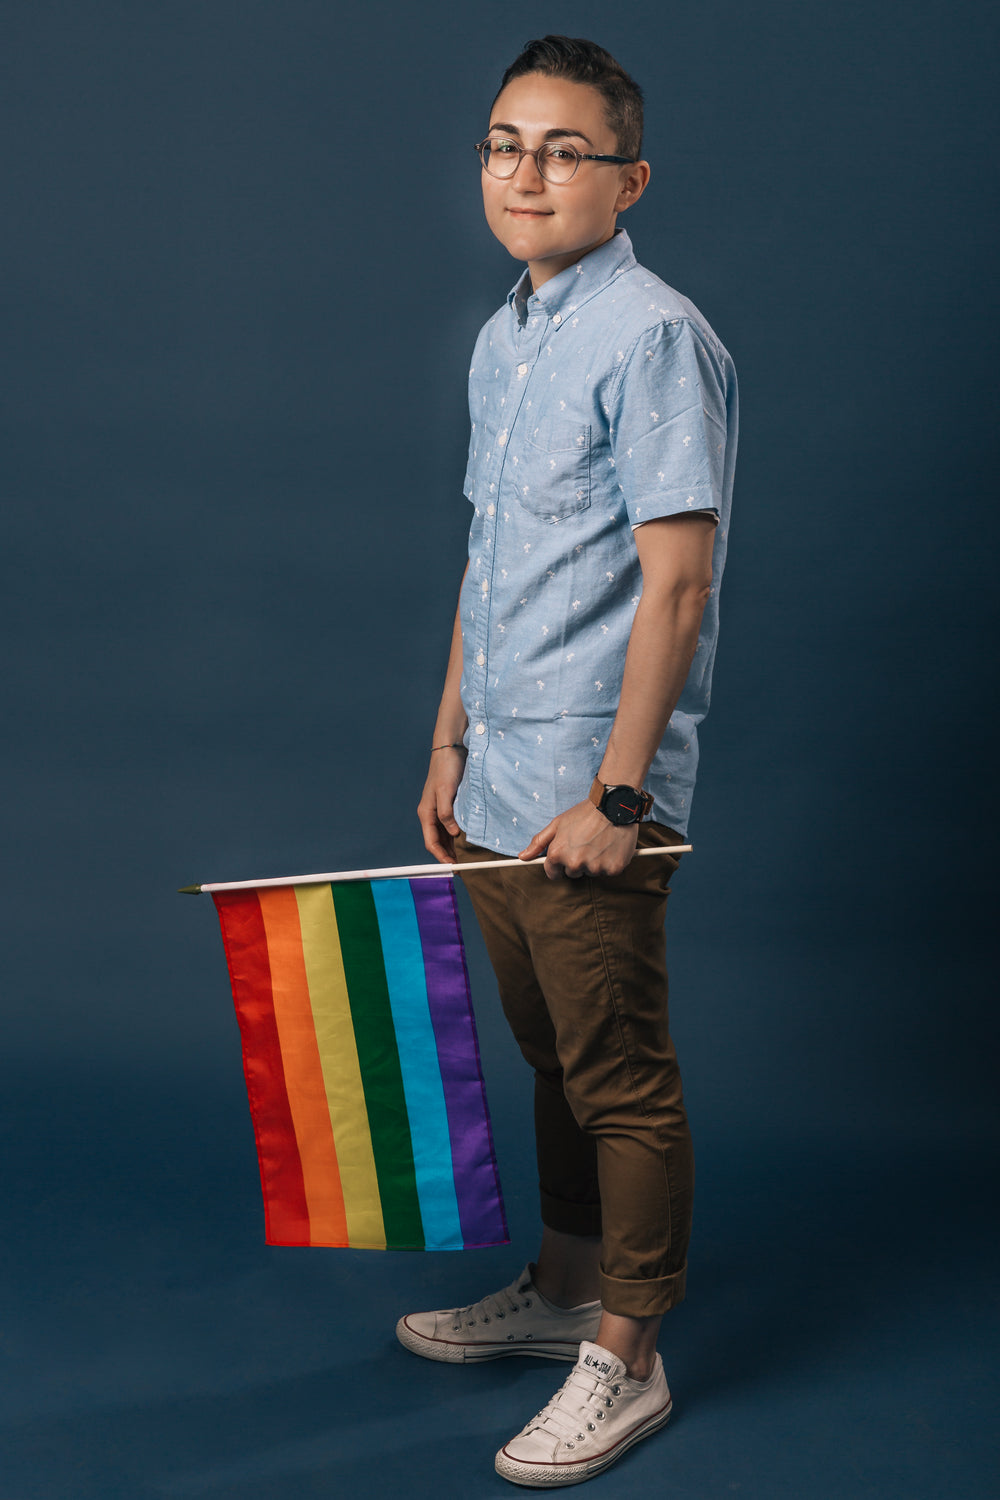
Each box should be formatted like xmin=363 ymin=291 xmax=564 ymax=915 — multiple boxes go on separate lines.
xmin=494 ymin=233 xmax=545 ymax=262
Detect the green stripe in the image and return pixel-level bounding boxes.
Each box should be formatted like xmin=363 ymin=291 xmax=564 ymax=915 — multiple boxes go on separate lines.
xmin=331 ymin=881 xmax=425 ymax=1249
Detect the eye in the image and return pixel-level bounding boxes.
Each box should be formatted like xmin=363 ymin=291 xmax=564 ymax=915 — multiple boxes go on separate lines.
xmin=544 ymin=146 xmax=577 ymax=162
xmin=490 ymin=137 xmax=519 ymax=155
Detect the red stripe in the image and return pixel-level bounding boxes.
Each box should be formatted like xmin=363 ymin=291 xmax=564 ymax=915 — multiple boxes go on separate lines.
xmin=213 ymin=890 xmax=311 ymax=1244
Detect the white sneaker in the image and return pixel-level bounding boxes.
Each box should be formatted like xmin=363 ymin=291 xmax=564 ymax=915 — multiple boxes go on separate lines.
xmin=494 ymin=1340 xmax=672 ymax=1487
xmin=395 ymin=1265 xmax=602 ymax=1364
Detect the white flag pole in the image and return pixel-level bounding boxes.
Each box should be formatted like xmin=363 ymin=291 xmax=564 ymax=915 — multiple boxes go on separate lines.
xmin=178 ymin=844 xmax=692 ymax=894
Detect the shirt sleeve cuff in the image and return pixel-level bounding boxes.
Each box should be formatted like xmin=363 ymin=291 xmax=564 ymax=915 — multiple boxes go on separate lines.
xmin=632 ymin=506 xmax=719 ymax=531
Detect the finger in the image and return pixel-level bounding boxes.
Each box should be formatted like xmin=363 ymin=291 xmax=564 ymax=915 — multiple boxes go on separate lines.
xmin=519 ymin=820 xmax=557 ymax=860
xmin=417 ymin=804 xmax=437 ymax=845
xmin=428 ymin=831 xmax=455 ymax=864
xmin=546 ymin=842 xmax=586 ymax=880
xmin=420 ymin=826 xmax=445 ymax=860
xmin=418 ymin=805 xmax=452 ymax=863
xmin=436 ymin=790 xmax=457 ymax=827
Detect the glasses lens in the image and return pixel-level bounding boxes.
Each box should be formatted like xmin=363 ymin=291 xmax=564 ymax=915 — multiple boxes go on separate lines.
xmin=481 ymin=139 xmax=520 ymax=178
xmin=537 ymin=144 xmax=579 ymax=183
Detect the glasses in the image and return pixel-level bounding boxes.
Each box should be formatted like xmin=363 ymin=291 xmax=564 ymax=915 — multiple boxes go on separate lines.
xmin=475 ymin=136 xmax=636 ymax=184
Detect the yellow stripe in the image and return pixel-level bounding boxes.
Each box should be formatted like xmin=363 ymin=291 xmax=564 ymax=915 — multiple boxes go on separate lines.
xmin=294 ymin=883 xmax=386 ymax=1248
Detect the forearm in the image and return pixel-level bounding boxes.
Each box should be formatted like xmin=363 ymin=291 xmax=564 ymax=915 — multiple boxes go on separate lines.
xmin=520 ymin=514 xmax=714 ymax=877
xmin=431 ymin=586 xmax=469 ymax=747
xmin=597 ymin=582 xmax=709 ymax=790
xmin=419 ymin=567 xmax=469 ymax=862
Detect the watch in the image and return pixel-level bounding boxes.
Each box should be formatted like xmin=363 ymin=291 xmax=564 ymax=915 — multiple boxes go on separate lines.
xmin=589 ymin=777 xmax=654 ymax=827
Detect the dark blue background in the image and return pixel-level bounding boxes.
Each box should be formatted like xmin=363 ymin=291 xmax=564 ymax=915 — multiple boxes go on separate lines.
xmin=3 ymin=3 xmax=996 ymax=1495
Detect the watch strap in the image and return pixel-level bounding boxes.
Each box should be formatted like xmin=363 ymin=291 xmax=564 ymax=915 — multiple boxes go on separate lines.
xmin=589 ymin=777 xmax=654 ymax=824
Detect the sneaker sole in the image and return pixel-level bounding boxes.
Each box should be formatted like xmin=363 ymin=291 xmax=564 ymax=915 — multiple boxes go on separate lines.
xmin=395 ymin=1316 xmax=588 ymax=1364
xmin=494 ymin=1400 xmax=672 ymax=1487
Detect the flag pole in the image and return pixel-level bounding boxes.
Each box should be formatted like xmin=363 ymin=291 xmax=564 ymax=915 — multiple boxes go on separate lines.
xmin=178 ymin=844 xmax=693 ymax=894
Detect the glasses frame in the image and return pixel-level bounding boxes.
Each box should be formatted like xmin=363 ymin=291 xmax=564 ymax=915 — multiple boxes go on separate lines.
xmin=474 ymin=137 xmax=637 ymax=183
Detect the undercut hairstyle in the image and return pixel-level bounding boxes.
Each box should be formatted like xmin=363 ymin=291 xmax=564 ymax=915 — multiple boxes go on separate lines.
xmin=495 ymin=35 xmax=644 ymax=161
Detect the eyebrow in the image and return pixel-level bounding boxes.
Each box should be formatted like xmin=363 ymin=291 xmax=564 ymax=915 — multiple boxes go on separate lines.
xmin=487 ymin=122 xmax=597 ymax=148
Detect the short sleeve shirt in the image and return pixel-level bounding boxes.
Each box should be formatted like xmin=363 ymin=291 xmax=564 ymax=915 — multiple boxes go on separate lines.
xmin=454 ymin=230 xmax=738 ymax=855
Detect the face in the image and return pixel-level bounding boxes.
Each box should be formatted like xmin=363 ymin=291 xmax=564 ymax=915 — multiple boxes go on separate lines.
xmin=481 ymin=73 xmax=650 ymax=289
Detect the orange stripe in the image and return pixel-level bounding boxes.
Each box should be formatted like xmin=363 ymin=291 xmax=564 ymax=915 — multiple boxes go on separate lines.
xmin=257 ymin=886 xmax=348 ymax=1244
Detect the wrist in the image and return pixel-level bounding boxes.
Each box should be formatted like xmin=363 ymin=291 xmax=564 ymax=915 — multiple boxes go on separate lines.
xmin=597 ymin=758 xmax=650 ymax=789
xmin=589 ymin=776 xmax=653 ymax=826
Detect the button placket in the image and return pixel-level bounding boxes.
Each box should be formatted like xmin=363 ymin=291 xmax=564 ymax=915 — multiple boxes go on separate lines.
xmin=466 ymin=324 xmax=542 ymax=835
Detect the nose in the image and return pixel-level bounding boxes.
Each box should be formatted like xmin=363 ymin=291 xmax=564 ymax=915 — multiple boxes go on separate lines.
xmin=510 ymin=149 xmax=545 ymax=190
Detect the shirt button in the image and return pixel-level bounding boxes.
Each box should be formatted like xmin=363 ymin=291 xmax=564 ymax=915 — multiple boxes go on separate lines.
xmin=487 ymin=503 xmax=495 ymax=516
xmin=517 ymin=362 xmax=528 ymax=377
xmin=476 ymin=651 xmax=485 ymax=665
xmin=475 ymin=723 xmax=486 ymax=735
xmin=552 ymin=313 xmax=562 ymax=325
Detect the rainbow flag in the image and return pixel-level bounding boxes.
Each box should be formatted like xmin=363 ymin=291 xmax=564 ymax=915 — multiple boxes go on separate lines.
xmin=213 ymin=875 xmax=508 ymax=1251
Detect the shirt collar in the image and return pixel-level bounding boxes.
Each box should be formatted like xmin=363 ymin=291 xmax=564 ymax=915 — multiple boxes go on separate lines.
xmin=508 ymin=228 xmax=637 ymax=326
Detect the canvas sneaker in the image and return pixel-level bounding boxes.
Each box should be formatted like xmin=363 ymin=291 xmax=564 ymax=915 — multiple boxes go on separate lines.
xmin=494 ymin=1339 xmax=672 ymax=1487
xmin=395 ymin=1264 xmax=601 ymax=1364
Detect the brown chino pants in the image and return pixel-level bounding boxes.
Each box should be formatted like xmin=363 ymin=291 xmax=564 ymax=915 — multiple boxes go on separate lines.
xmin=455 ymin=824 xmax=694 ymax=1318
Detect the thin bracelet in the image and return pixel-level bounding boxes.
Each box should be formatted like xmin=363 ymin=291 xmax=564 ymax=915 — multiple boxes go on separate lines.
xmin=431 ymin=742 xmax=466 ymax=752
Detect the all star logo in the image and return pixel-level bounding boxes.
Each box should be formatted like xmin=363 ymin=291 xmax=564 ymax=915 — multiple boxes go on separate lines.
xmin=583 ymin=1353 xmax=613 ymax=1375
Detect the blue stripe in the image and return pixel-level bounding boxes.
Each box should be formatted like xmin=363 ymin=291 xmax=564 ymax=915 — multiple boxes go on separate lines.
xmin=372 ymin=879 xmax=465 ymax=1250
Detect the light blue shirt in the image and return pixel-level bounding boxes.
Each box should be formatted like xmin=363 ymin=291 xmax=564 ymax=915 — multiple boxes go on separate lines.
xmin=454 ymin=230 xmax=738 ymax=855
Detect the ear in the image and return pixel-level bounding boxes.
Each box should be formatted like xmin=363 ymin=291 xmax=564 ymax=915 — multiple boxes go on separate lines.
xmin=616 ymin=159 xmax=651 ymax=213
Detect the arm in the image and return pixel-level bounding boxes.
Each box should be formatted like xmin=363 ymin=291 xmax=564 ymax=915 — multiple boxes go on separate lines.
xmin=417 ymin=567 xmax=469 ymax=863
xmin=519 ymin=513 xmax=716 ymax=878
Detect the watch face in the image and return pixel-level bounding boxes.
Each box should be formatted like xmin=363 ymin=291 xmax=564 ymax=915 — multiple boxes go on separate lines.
xmin=601 ymin=786 xmax=645 ymax=825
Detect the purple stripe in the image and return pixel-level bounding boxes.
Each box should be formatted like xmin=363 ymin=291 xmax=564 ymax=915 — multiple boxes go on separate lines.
xmin=409 ymin=877 xmax=508 ymax=1249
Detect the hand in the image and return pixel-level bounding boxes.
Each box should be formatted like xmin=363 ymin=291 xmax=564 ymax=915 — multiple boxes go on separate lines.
xmin=417 ymin=748 xmax=466 ymax=863
xmin=519 ymin=799 xmax=639 ymax=880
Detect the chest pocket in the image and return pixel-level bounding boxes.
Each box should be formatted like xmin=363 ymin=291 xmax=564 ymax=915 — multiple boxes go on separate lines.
xmin=504 ymin=422 xmax=592 ymax=523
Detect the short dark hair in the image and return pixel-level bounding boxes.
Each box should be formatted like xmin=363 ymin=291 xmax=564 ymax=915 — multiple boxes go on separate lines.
xmin=494 ymin=36 xmax=644 ymax=161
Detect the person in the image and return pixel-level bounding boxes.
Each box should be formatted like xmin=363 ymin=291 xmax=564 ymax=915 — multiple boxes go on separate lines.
xmin=398 ymin=35 xmax=738 ymax=1487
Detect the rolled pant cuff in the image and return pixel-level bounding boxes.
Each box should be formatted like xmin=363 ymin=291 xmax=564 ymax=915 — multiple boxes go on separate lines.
xmin=600 ymin=1264 xmax=687 ymax=1318
xmin=540 ymin=1189 xmax=602 ymax=1238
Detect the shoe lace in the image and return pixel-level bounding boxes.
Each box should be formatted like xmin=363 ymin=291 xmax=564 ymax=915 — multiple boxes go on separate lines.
xmin=527 ymin=1365 xmax=624 ymax=1445
xmin=452 ymin=1275 xmax=532 ymax=1331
